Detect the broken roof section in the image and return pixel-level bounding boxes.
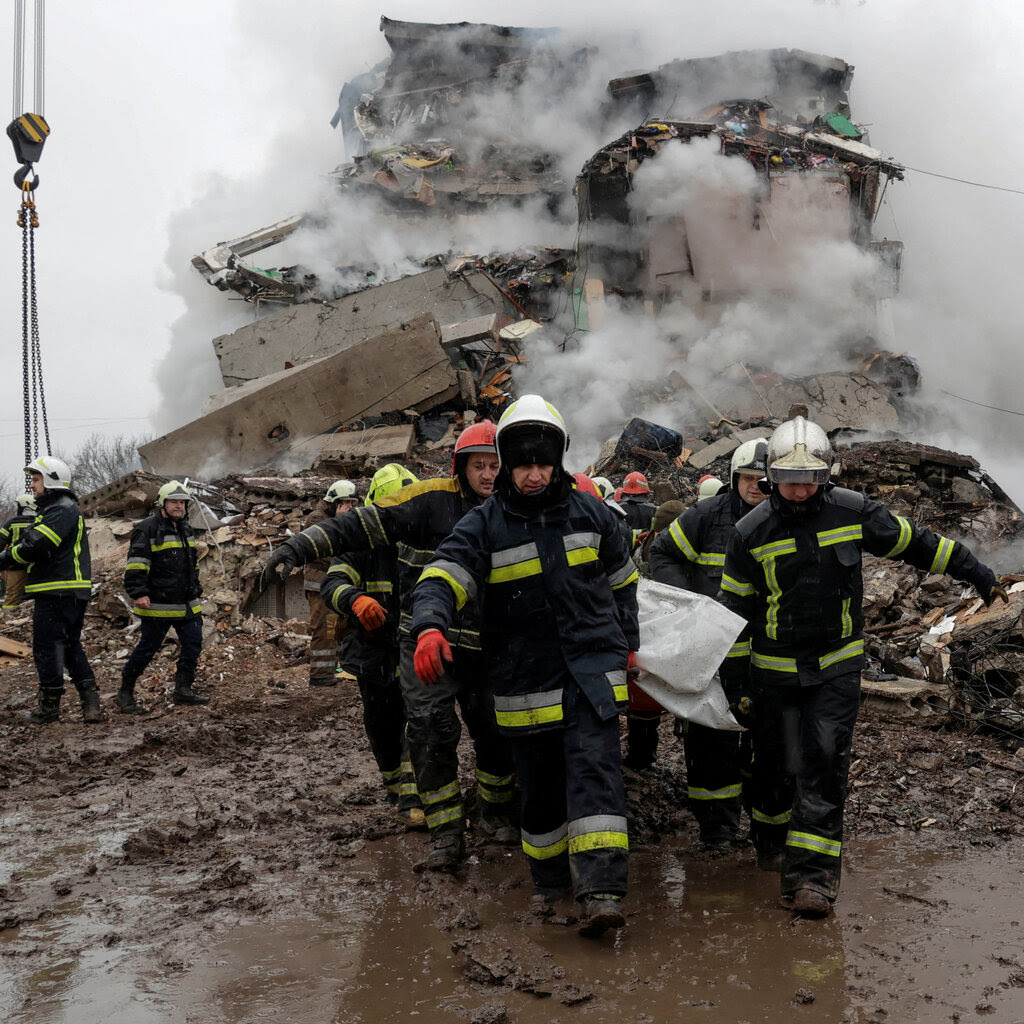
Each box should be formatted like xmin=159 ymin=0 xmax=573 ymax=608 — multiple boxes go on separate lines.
xmin=578 ymin=49 xmax=904 ymax=308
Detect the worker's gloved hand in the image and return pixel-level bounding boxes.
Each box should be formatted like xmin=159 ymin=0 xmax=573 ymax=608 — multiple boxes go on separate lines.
xmin=0 ymin=551 xmax=11 ymax=571
xmin=970 ymin=565 xmax=1008 ymax=607
xmin=262 ymin=544 xmax=299 ymax=586
xmin=351 ymin=594 xmax=387 ymax=630
xmin=627 ymin=650 xmax=639 ymax=683
xmin=414 ymin=629 xmax=452 ymax=684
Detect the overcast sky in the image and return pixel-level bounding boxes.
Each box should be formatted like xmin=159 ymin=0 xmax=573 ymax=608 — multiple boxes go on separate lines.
xmin=1 ymin=1 xmax=1022 ymax=500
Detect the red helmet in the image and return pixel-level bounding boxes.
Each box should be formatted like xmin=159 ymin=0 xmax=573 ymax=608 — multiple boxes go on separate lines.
xmin=622 ymin=471 xmax=650 ymax=495
xmin=451 ymin=420 xmax=497 ymax=475
xmin=572 ymin=472 xmax=601 ymax=499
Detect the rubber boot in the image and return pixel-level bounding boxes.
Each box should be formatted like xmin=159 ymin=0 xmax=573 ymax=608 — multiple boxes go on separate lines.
xmin=79 ymin=683 xmax=105 ymax=723
xmin=623 ymin=713 xmax=659 ymax=771
xmin=578 ymin=894 xmax=626 ymax=938
xmin=21 ymin=689 xmax=61 ymax=724
xmin=413 ymin=833 xmax=465 ymax=874
xmin=115 ymin=676 xmax=143 ymax=714
xmin=172 ymin=670 xmax=209 ymax=706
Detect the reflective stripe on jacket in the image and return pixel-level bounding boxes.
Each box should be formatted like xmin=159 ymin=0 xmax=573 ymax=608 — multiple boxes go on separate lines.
xmin=719 ymin=485 xmax=990 ymax=686
xmin=411 ymin=488 xmax=640 ymax=734
xmin=124 ymin=512 xmax=201 ymax=619
xmin=11 ymin=492 xmax=91 ymax=597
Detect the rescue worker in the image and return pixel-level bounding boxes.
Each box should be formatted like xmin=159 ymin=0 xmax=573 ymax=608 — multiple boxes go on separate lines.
xmin=648 ymin=440 xmax=768 ymax=841
xmin=321 ymin=464 xmax=425 ymax=828
xmin=305 ymin=480 xmax=358 ymax=686
xmin=119 ymin=481 xmax=207 ymax=711
xmin=719 ymin=417 xmax=1006 ymax=917
xmin=696 ymin=474 xmax=724 ymax=501
xmin=411 ymin=395 xmax=639 ymax=938
xmin=0 ymin=457 xmax=100 ymax=724
xmin=591 ymin=476 xmax=615 ymax=501
xmin=261 ymin=422 xmax=517 ymax=872
xmin=1 ymin=492 xmax=36 ymax=609
xmin=619 ymin=471 xmax=658 ymax=539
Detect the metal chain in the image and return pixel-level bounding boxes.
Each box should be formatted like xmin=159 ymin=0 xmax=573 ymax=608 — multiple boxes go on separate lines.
xmin=20 ymin=200 xmax=32 ymax=466
xmin=28 ymin=212 xmax=49 ymax=453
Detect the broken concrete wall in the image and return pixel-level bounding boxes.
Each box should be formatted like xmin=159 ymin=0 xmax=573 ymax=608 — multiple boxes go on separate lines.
xmin=212 ymin=268 xmax=506 ymax=387
xmin=140 ymin=315 xmax=458 ymax=477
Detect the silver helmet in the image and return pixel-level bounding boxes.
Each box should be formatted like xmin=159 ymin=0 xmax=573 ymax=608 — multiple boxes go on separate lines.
xmin=767 ymin=417 xmax=833 ymax=485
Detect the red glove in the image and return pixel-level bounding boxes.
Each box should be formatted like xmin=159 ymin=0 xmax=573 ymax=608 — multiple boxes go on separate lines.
xmin=627 ymin=650 xmax=639 ymax=682
xmin=414 ymin=629 xmax=452 ymax=684
xmin=351 ymin=594 xmax=387 ymax=630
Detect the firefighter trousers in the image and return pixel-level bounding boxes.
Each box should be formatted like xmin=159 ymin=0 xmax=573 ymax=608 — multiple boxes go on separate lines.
xmin=683 ymin=721 xmax=748 ymax=843
xmin=747 ymin=671 xmax=861 ymax=901
xmin=398 ymin=639 xmax=515 ymax=839
xmin=354 ymin=648 xmax=420 ymax=811
xmin=513 ymin=679 xmax=629 ymax=899
xmin=32 ymin=594 xmax=95 ymax=695
xmin=307 ymin=591 xmax=340 ymax=684
xmin=123 ymin=616 xmax=202 ymax=684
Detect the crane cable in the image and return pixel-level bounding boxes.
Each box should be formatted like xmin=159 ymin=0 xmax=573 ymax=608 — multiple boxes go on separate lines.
xmin=8 ymin=0 xmax=50 ymax=465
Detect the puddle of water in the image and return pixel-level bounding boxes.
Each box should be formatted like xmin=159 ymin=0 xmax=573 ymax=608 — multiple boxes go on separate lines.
xmin=3 ymin=835 xmax=1022 ymax=1023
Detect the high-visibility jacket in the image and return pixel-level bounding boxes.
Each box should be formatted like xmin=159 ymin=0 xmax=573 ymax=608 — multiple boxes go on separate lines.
xmin=619 ymin=495 xmax=657 ymax=533
xmin=649 ymin=486 xmax=753 ymax=599
xmin=0 ymin=511 xmax=35 ymax=553
xmin=411 ymin=487 xmax=640 ymax=735
xmin=124 ymin=512 xmax=202 ymax=619
xmin=4 ymin=492 xmax=91 ymax=597
xmin=321 ymin=548 xmax=400 ymax=676
xmin=281 ymin=477 xmax=485 ymax=650
xmin=719 ymin=485 xmax=993 ymax=687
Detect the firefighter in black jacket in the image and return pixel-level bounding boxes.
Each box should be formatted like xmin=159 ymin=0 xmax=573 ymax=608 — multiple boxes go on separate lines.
xmin=719 ymin=417 xmax=1006 ymax=917
xmin=411 ymin=395 xmax=640 ymax=939
xmin=1 ymin=491 xmax=36 ymax=609
xmin=0 ymin=457 xmax=100 ymax=724
xmin=321 ymin=464 xmax=424 ymax=828
xmin=649 ymin=439 xmax=768 ymax=843
xmin=119 ymin=481 xmax=207 ymax=712
xmin=262 ymin=423 xmax=516 ymax=873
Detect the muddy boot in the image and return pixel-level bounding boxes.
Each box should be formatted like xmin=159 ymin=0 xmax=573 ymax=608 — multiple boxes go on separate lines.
xmin=530 ymin=885 xmax=572 ymax=918
xmin=623 ymin=713 xmax=659 ymax=771
xmin=172 ymin=671 xmax=209 ymax=706
xmin=478 ymin=815 xmax=519 ymax=845
xmin=20 ymin=689 xmax=61 ymax=724
xmin=578 ymin=894 xmax=625 ymax=938
xmin=78 ymin=683 xmax=105 ymax=723
xmin=414 ymin=833 xmax=465 ymax=874
xmin=790 ymin=888 xmax=832 ymax=918
xmin=114 ymin=677 xmax=143 ymax=715
xmin=394 ymin=805 xmax=427 ymax=830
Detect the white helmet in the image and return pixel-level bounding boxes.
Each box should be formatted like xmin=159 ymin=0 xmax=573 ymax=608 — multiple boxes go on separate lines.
xmin=591 ymin=476 xmax=614 ymax=499
xmin=767 ymin=417 xmax=833 ymax=485
xmin=730 ymin=439 xmax=768 ymax=486
xmin=495 ymin=394 xmax=570 ymax=472
xmin=324 ymin=479 xmax=357 ymax=505
xmin=16 ymin=492 xmax=36 ymax=513
xmin=24 ymin=456 xmax=72 ymax=491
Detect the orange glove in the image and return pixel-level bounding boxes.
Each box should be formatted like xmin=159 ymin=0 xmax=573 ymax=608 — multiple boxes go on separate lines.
xmin=351 ymin=594 xmax=387 ymax=630
xmin=627 ymin=650 xmax=639 ymax=682
xmin=414 ymin=629 xmax=453 ymax=684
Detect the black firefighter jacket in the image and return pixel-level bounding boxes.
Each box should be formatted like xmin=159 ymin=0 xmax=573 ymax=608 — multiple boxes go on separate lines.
xmin=0 ymin=510 xmax=35 ymax=553
xmin=719 ymin=485 xmax=994 ymax=689
xmin=649 ymin=486 xmax=754 ymax=599
xmin=1 ymin=491 xmax=91 ymax=597
xmin=321 ymin=548 xmax=401 ymax=677
xmin=282 ymin=477 xmax=485 ymax=651
xmin=124 ymin=512 xmax=202 ymax=619
xmin=411 ymin=487 xmax=640 ymax=736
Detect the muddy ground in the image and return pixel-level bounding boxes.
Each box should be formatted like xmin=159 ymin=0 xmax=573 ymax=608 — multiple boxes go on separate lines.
xmin=2 ymin=618 xmax=1024 ymax=1024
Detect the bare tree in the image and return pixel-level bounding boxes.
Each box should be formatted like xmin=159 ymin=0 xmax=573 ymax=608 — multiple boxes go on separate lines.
xmin=0 ymin=472 xmax=20 ymax=523
xmin=66 ymin=433 xmax=152 ymax=495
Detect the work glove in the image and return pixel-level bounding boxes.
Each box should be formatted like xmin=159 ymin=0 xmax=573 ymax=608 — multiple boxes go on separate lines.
xmin=261 ymin=543 xmax=300 ymax=587
xmin=627 ymin=650 xmax=639 ymax=683
xmin=351 ymin=594 xmax=387 ymax=630
xmin=414 ymin=629 xmax=452 ymax=684
xmin=0 ymin=551 xmax=10 ymax=571
xmin=970 ymin=565 xmax=1009 ymax=607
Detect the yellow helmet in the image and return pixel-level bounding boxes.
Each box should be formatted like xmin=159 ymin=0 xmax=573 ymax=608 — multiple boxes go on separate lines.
xmin=365 ymin=464 xmax=418 ymax=505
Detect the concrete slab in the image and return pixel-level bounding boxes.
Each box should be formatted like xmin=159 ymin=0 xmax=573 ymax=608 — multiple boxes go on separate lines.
xmin=212 ymin=268 xmax=506 ymax=387
xmin=860 ymin=676 xmax=953 ymax=726
xmin=140 ymin=315 xmax=457 ymax=477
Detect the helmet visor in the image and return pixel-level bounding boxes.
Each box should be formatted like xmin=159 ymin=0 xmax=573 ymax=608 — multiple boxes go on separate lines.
xmin=767 ymin=465 xmax=831 ymax=485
